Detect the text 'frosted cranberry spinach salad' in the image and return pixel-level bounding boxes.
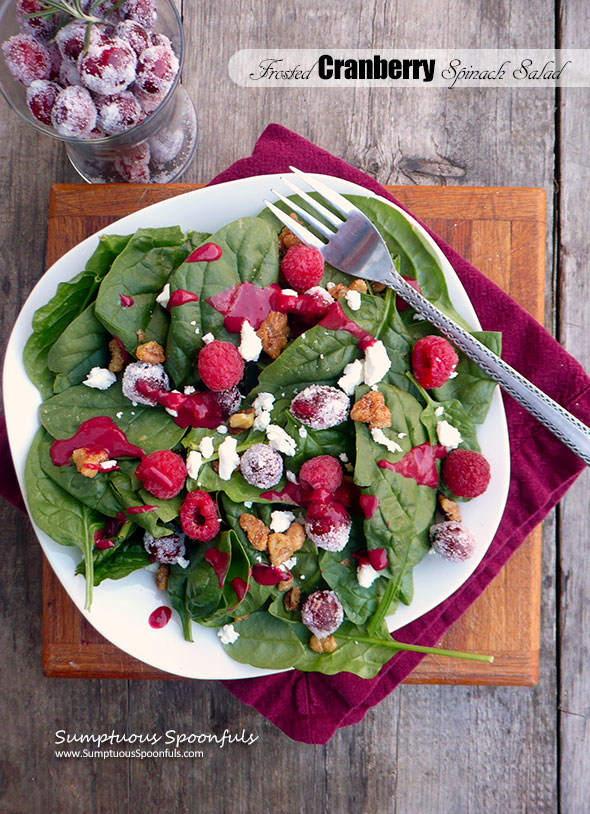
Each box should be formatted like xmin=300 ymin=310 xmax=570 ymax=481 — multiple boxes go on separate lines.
xmin=23 ymin=193 xmax=500 ymax=677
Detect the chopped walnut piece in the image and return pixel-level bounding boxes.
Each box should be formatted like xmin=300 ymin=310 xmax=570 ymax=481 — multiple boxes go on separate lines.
xmin=278 ymin=577 xmax=294 ymax=592
xmin=136 ymin=340 xmax=165 ymax=364
xmin=268 ymin=532 xmax=294 ymax=567
xmin=278 ymin=213 xmax=302 ymax=254
xmin=349 ymin=279 xmax=368 ymax=294
xmin=155 ymin=564 xmax=169 ymax=591
xmin=239 ymin=513 xmax=269 ymax=551
xmin=136 ymin=328 xmax=148 ymax=342
xmin=257 ymin=311 xmax=289 ymax=360
xmin=328 ymin=283 xmax=348 ymax=300
xmin=350 ymin=390 xmax=392 ymax=429
xmin=370 ymin=281 xmax=387 ymax=294
xmin=284 ymin=521 xmax=305 ymax=550
xmin=284 ymin=586 xmax=301 ymax=611
xmin=71 ymin=447 xmax=109 ymax=479
xmin=229 ymin=408 xmax=255 ymax=430
xmin=309 ymin=634 xmax=338 ymax=653
xmin=108 ymin=338 xmax=124 ymax=373
xmin=438 ymin=494 xmax=462 ymax=522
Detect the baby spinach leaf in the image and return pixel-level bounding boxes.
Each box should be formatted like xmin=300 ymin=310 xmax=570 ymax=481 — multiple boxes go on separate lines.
xmin=24 ymin=233 xmax=130 ymax=398
xmin=185 ymin=535 xmax=232 ymax=620
xmin=222 ymin=612 xmax=307 ymax=669
xmin=191 ymin=464 xmax=283 ymax=504
xmin=39 ymin=380 xmax=186 ymax=453
xmin=47 ymin=303 xmax=110 ymax=394
xmin=95 ymin=226 xmax=193 ymax=353
xmin=166 ymin=217 xmax=279 ymax=386
xmin=168 ymin=561 xmax=194 ymax=642
xmin=77 ymin=537 xmax=150 ymax=586
xmin=108 ymin=466 xmax=172 ymax=538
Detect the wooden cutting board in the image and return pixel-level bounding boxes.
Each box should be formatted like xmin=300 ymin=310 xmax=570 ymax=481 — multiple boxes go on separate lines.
xmin=42 ymin=183 xmax=545 ymax=685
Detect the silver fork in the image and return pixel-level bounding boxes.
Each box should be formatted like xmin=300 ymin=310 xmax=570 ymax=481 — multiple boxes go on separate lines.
xmin=265 ymin=167 xmax=590 ymax=466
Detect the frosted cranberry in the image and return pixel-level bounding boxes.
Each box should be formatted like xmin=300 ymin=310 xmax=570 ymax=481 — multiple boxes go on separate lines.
xmin=143 ymin=530 xmax=185 ymax=564
xmin=304 ymin=499 xmax=351 ymax=552
xmin=59 ymin=59 xmax=81 ymax=87
xmin=149 ymin=32 xmax=172 ymax=48
xmin=240 ymin=443 xmax=283 ymax=489
xmin=56 ymin=22 xmax=100 ymax=64
xmin=83 ymin=0 xmax=123 ymax=20
xmin=135 ymin=44 xmax=178 ymax=97
xmin=2 ymin=34 xmax=50 ymax=86
xmin=121 ymin=0 xmax=158 ymax=29
xmin=16 ymin=0 xmax=57 ymax=40
xmin=115 ymin=20 xmax=150 ymax=55
xmin=290 ymin=385 xmax=350 ymax=430
xmin=149 ymin=127 xmax=184 ymax=164
xmin=51 ymin=86 xmax=97 ymax=137
xmin=115 ymin=143 xmax=151 ymax=182
xmin=301 ymin=590 xmax=344 ymax=639
xmin=46 ymin=42 xmax=62 ymax=81
xmin=26 ymin=79 xmax=60 ymax=125
xmin=134 ymin=84 xmax=166 ymax=113
xmin=212 ymin=386 xmax=243 ymax=417
xmin=429 ymin=521 xmax=476 ymax=562
xmin=96 ymin=90 xmax=142 ymax=134
xmin=122 ymin=361 xmax=169 ymax=405
xmin=79 ymin=38 xmax=136 ymax=95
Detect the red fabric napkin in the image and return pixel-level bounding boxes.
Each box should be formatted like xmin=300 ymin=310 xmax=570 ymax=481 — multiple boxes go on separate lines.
xmin=3 ymin=124 xmax=589 ymax=744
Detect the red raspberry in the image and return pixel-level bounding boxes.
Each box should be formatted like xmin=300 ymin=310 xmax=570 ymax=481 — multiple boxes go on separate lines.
xmin=301 ymin=590 xmax=344 ymax=638
xmin=412 ymin=335 xmax=459 ymax=389
xmin=280 ymin=245 xmax=324 ymax=292
xmin=442 ymin=448 xmax=491 ymax=498
xmin=299 ymin=455 xmax=343 ymax=493
xmin=135 ymin=450 xmax=186 ymax=499
xmin=198 ymin=341 xmax=244 ymax=391
xmin=180 ymin=490 xmax=220 ymax=541
xmin=429 ymin=521 xmax=476 ymax=562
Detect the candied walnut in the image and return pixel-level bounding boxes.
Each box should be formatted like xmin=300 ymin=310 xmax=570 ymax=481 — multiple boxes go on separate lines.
xmin=438 ymin=494 xmax=462 ymax=522
xmin=257 ymin=311 xmax=289 ymax=360
xmin=268 ymin=532 xmax=294 ymax=567
xmin=350 ymin=390 xmax=392 ymax=429
xmin=284 ymin=586 xmax=301 ymax=611
xmin=370 ymin=281 xmax=387 ymax=294
xmin=278 ymin=577 xmax=294 ymax=592
xmin=229 ymin=408 xmax=255 ymax=429
xmin=278 ymin=213 xmax=302 ymax=254
xmin=155 ymin=563 xmax=169 ymax=591
xmin=285 ymin=521 xmax=305 ymax=550
xmin=238 ymin=513 xmax=269 ymax=551
xmin=71 ymin=447 xmax=109 ymax=479
xmin=309 ymin=634 xmax=338 ymax=653
xmin=136 ymin=328 xmax=148 ymax=342
xmin=328 ymin=283 xmax=348 ymax=300
xmin=108 ymin=338 xmax=124 ymax=373
xmin=349 ymin=279 xmax=368 ymax=294
xmin=136 ymin=340 xmax=165 ymax=364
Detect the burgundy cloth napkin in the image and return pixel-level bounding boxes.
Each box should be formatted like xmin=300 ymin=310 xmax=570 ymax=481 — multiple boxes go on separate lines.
xmin=2 ymin=124 xmax=590 ymax=744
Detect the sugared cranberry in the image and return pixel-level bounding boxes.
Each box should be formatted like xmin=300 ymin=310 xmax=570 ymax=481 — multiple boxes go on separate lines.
xmin=143 ymin=529 xmax=185 ymax=564
xmin=121 ymin=0 xmax=158 ymax=29
xmin=115 ymin=143 xmax=151 ymax=182
xmin=122 ymin=361 xmax=169 ymax=406
xmin=114 ymin=20 xmax=150 ymax=55
xmin=51 ymin=85 xmax=97 ymax=137
xmin=46 ymin=42 xmax=61 ymax=81
xmin=304 ymin=499 xmax=351 ymax=552
xmin=429 ymin=521 xmax=476 ymax=562
xmin=78 ymin=38 xmax=137 ymax=95
xmin=134 ymin=84 xmax=166 ymax=113
xmin=299 ymin=455 xmax=343 ymax=493
xmin=16 ymin=0 xmax=57 ymax=40
xmin=59 ymin=58 xmax=81 ymax=87
xmin=96 ymin=90 xmax=142 ymax=134
xmin=149 ymin=31 xmax=171 ymax=48
xmin=26 ymin=79 xmax=60 ymax=125
xmin=149 ymin=127 xmax=184 ymax=164
xmin=135 ymin=44 xmax=178 ymax=97
xmin=212 ymin=386 xmax=243 ymax=417
xmin=301 ymin=590 xmax=344 ymax=639
xmin=56 ymin=22 xmax=100 ymax=64
xmin=240 ymin=443 xmax=283 ymax=489
xmin=2 ymin=34 xmax=50 ymax=86
xmin=290 ymin=385 xmax=350 ymax=430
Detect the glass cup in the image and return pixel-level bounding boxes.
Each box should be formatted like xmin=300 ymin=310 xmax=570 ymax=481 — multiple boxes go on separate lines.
xmin=0 ymin=0 xmax=197 ymax=183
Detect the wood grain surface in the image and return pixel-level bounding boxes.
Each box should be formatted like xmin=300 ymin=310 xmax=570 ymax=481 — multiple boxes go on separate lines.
xmin=2 ymin=0 xmax=588 ymax=812
xmin=41 ymin=182 xmax=545 ymax=686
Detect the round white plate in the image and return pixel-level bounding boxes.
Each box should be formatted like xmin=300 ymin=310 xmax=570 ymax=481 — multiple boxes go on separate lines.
xmin=4 ymin=173 xmax=510 ymax=679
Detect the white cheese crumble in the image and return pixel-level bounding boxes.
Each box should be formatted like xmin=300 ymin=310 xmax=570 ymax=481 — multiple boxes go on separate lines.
xmin=177 ymin=556 xmax=189 ymax=569
xmin=338 ymin=358 xmax=364 ymax=395
xmin=282 ymin=557 xmax=297 ymax=571
xmin=116 ymin=411 xmax=123 ymax=419
xmin=270 ymin=510 xmax=296 ymax=533
xmin=298 ymin=426 xmax=308 ymax=438
xmin=305 ymin=285 xmax=334 ymax=304
xmin=357 ymin=562 xmax=380 ymax=588
xmin=239 ymin=319 xmax=262 ymax=362
xmin=186 ymin=450 xmax=203 ymax=480
xmin=184 ymin=385 xmax=196 ymax=395
xmin=165 ymin=408 xmax=178 ymax=418
xmin=286 ymin=470 xmax=298 ymax=484
xmin=434 ymin=406 xmax=444 ymax=417
xmin=339 ymin=453 xmax=349 ymax=463
xmin=83 ymin=367 xmax=116 ymax=390
xmin=202 ymin=332 xmax=214 ymax=344
xmin=281 ymin=288 xmax=299 ymax=297
xmin=371 ymin=427 xmax=403 ymax=454
xmin=345 ymin=289 xmax=362 ymax=311
xmin=436 ymin=420 xmax=463 ymax=450
xmin=253 ymin=392 xmax=275 ymax=414
xmin=190 ymin=320 xmax=196 ymax=326
xmin=254 ymin=411 xmax=271 ymax=432
xmin=218 ymin=436 xmax=240 ymax=480
xmin=363 ymin=341 xmax=391 ymax=386
xmin=199 ymin=436 xmax=215 ymax=459
xmin=156 ymin=283 xmax=170 ymax=308
xmin=194 ymin=327 xmax=200 ymax=335
xmin=449 ymin=370 xmax=458 ymax=379
xmin=217 ymin=624 xmax=239 ymax=645
xmin=216 ymin=425 xmax=228 ymax=435
xmin=266 ymin=424 xmax=297 ymax=456
xmin=244 ymin=501 xmax=253 ymax=508
xmin=100 ymin=460 xmax=118 ymax=471
xmin=398 ymin=432 xmax=407 ymax=439
xmin=326 ymin=281 xmax=336 ymax=290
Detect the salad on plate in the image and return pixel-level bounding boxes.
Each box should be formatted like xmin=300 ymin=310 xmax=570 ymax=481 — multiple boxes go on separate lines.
xmin=22 ymin=190 xmax=502 ymax=678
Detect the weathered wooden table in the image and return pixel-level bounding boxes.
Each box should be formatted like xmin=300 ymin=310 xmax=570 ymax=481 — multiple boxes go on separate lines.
xmin=1 ymin=1 xmax=588 ymax=812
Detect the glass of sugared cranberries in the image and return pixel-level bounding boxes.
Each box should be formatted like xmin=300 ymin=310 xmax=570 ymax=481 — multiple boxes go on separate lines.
xmin=0 ymin=0 xmax=197 ymax=184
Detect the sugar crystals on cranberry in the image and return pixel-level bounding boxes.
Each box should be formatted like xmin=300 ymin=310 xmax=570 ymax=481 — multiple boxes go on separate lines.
xmin=290 ymin=385 xmax=350 ymax=430
xmin=2 ymin=33 xmax=50 ymax=86
xmin=135 ymin=44 xmax=178 ymax=97
xmin=78 ymin=37 xmax=137 ymax=96
xmin=26 ymin=79 xmax=60 ymax=125
xmin=301 ymin=590 xmax=344 ymax=639
xmin=240 ymin=443 xmax=283 ymax=489
xmin=96 ymin=90 xmax=142 ymax=135
xmin=122 ymin=361 xmax=169 ymax=406
xmin=429 ymin=521 xmax=476 ymax=562
xmin=144 ymin=530 xmax=186 ymax=564
xmin=51 ymin=85 xmax=97 ymax=137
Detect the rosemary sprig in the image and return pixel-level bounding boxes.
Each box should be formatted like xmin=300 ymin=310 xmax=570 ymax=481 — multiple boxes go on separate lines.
xmin=24 ymin=0 xmax=128 ymax=50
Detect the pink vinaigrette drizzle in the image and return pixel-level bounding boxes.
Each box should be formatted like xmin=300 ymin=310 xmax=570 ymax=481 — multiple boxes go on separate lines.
xmin=186 ymin=242 xmax=223 ymax=263
xmin=204 ymin=547 xmax=230 ymax=588
xmin=119 ymin=294 xmax=134 ymax=307
xmin=149 ymin=606 xmax=172 ymax=629
xmin=168 ymin=289 xmax=199 ymax=308
xmin=50 ymin=417 xmax=144 ymax=467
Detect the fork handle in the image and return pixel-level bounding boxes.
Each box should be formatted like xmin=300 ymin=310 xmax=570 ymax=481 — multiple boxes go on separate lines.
xmin=389 ymin=275 xmax=590 ymax=466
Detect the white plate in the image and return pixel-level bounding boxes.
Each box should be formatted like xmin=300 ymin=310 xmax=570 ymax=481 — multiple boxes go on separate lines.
xmin=3 ymin=174 xmax=510 ymax=679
